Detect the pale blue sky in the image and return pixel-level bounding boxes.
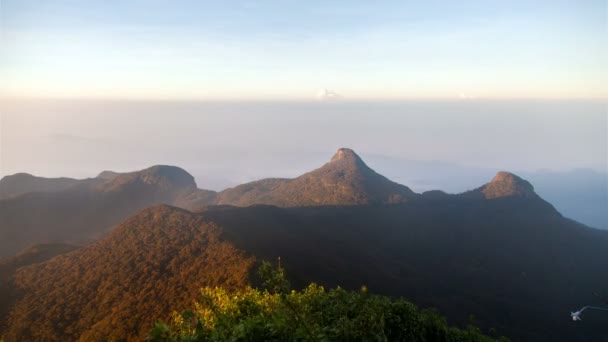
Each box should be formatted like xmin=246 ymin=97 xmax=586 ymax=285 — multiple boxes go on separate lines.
xmin=1 ymin=0 xmax=606 ymax=99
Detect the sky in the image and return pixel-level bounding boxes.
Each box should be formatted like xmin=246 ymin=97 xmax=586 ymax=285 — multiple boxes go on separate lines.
xmin=1 ymin=0 xmax=607 ymax=100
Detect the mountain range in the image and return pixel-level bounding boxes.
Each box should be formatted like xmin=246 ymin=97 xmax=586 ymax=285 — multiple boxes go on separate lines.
xmin=1 ymin=148 xmax=607 ymax=341
xmin=0 ymin=148 xmax=417 ymax=257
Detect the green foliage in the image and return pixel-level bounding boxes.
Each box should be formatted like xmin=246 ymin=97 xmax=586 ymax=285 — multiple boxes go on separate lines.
xmin=148 ymin=263 xmax=506 ymax=342
xmin=257 ymin=260 xmax=290 ymax=294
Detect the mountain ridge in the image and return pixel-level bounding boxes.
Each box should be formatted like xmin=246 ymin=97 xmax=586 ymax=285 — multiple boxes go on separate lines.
xmin=0 ymin=148 xmax=567 ymax=258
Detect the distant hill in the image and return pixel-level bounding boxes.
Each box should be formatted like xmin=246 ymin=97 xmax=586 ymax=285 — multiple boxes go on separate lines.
xmin=0 ymin=165 xmax=207 ymax=257
xmin=461 ymin=171 xmax=538 ymax=199
xmin=0 ymin=173 xmax=90 ymax=199
xmin=214 ymin=148 xmax=417 ymax=207
xmin=355 ymin=155 xmax=608 ymax=230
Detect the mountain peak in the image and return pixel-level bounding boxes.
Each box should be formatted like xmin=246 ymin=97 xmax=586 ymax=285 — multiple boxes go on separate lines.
xmin=96 ymin=170 xmax=120 ymax=180
xmin=330 ymin=148 xmax=362 ymax=163
xmin=98 ymin=165 xmax=196 ymax=193
xmin=481 ymin=171 xmax=536 ymax=199
xmin=217 ymin=148 xmax=416 ymax=206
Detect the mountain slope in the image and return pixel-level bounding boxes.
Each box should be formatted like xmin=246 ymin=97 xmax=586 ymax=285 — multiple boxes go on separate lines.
xmin=2 ymin=206 xmax=254 ymax=341
xmin=2 ymin=184 xmax=607 ymax=341
xmin=0 ymin=243 xmax=80 ymax=334
xmin=178 ymin=201 xmax=608 ymax=341
xmin=215 ymin=148 xmax=417 ymax=207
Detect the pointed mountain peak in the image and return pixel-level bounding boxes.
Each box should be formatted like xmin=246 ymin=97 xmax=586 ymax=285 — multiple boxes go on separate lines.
xmin=329 ymin=148 xmax=368 ymax=167
xmin=481 ymin=171 xmax=536 ymax=199
xmin=217 ymin=148 xmax=417 ymax=207
xmin=331 ymin=148 xmax=360 ymax=161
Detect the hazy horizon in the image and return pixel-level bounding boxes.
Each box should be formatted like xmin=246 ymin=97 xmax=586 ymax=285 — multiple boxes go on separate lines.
xmin=1 ymin=98 xmax=606 ymax=192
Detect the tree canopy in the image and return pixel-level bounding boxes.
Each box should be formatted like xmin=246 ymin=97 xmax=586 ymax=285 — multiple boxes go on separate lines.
xmin=148 ymin=262 xmax=506 ymax=342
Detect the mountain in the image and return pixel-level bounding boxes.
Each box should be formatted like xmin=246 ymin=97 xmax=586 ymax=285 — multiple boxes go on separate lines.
xmin=0 ymin=243 xmax=80 ymax=334
xmin=2 ymin=149 xmax=607 ymax=340
xmin=0 ymin=173 xmax=89 ymax=199
xmin=0 ymin=165 xmax=206 ymax=257
xmin=214 ymin=148 xmax=417 ymax=207
xmin=462 ymin=171 xmax=538 ymax=199
xmin=350 ymin=155 xmax=608 ymax=229
xmin=0 ymin=149 xmax=416 ymax=257
xmin=196 ymin=200 xmax=608 ymax=342
xmin=1 ymin=206 xmax=253 ymax=341
xmin=2 ymin=175 xmax=607 ymax=341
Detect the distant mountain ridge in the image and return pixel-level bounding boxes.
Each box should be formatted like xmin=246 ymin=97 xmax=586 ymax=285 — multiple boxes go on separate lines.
xmin=0 ymin=173 xmax=87 ymax=199
xmin=0 ymin=165 xmax=203 ymax=257
xmin=0 ymin=148 xmax=567 ymax=257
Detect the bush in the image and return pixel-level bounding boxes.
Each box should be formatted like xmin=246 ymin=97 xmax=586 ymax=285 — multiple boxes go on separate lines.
xmin=147 ymin=262 xmax=507 ymax=342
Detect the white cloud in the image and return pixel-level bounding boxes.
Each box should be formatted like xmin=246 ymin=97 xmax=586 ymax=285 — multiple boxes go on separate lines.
xmin=316 ymin=89 xmax=342 ymax=100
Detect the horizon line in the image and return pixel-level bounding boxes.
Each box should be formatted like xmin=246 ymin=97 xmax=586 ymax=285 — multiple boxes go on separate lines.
xmin=2 ymin=95 xmax=607 ymax=103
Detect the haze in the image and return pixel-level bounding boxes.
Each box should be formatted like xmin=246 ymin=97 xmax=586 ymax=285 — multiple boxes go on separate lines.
xmin=1 ymin=99 xmax=605 ymax=190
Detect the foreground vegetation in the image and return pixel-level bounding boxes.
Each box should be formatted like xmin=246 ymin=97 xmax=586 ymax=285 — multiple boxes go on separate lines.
xmin=148 ymin=262 xmax=506 ymax=341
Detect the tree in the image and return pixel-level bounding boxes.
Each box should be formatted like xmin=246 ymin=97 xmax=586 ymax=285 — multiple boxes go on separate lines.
xmin=147 ymin=262 xmax=508 ymax=341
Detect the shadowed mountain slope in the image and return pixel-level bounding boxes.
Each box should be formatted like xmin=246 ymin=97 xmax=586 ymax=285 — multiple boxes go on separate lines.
xmin=201 ymin=201 xmax=607 ymax=341
xmin=2 ymin=192 xmax=607 ymax=341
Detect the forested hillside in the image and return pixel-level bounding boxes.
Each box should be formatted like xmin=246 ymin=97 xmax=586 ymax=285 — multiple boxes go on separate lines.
xmin=2 ymin=206 xmax=254 ymax=341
